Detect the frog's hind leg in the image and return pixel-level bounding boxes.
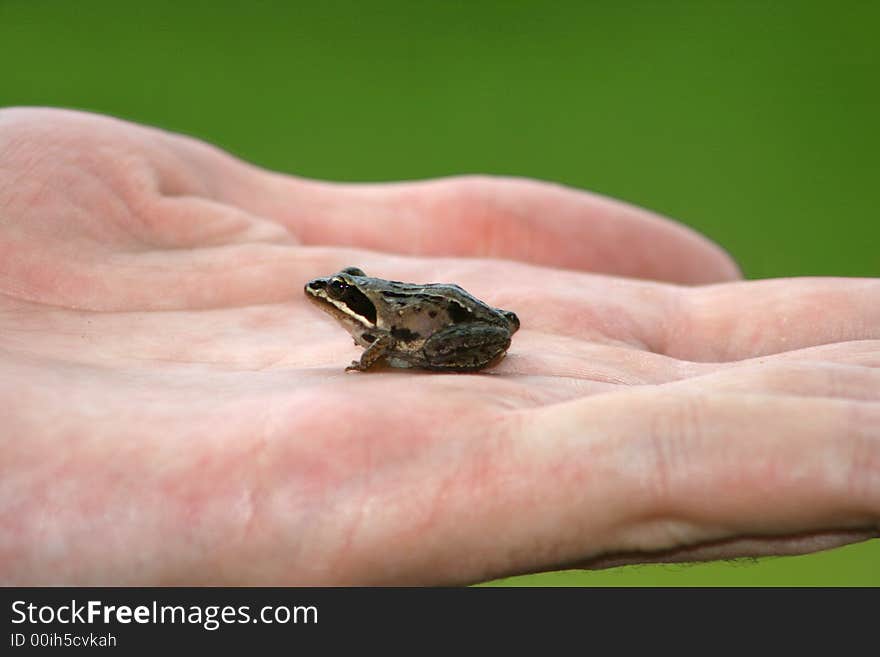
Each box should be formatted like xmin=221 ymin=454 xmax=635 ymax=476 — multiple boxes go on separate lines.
xmin=422 ymin=324 xmax=512 ymax=372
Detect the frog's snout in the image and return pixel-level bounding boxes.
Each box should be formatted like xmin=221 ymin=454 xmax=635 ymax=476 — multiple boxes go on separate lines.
xmin=305 ymin=278 xmax=326 ymax=294
xmin=504 ymin=311 xmax=520 ymax=333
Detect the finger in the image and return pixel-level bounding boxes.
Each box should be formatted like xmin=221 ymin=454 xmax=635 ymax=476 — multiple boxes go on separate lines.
xmin=235 ymin=174 xmax=741 ymax=284
xmin=746 ymin=340 xmax=880 ymax=369
xmin=668 ymin=278 xmax=880 ymax=361
xmin=160 ymin=132 xmax=741 ymax=284
xmin=669 ymin=361 xmax=880 ymax=402
xmin=460 ymin=391 xmax=880 ymax=581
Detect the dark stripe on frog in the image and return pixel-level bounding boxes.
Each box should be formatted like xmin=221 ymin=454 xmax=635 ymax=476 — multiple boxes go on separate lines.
xmin=447 ymin=299 xmax=474 ymax=323
xmin=391 ymin=326 xmax=421 ymax=342
xmin=340 ymin=286 xmax=377 ymax=324
xmin=361 ymin=333 xmax=376 ymax=343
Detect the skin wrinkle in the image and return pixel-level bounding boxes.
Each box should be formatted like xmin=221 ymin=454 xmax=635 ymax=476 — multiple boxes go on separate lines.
xmin=651 ymin=281 xmax=686 ymax=359
xmin=156 ymin=136 xmax=219 ymax=200
xmin=645 ymin=396 xmax=688 ymax=506
xmin=226 ymin=410 xmax=273 ymax=552
xmin=0 ymin=143 xmax=47 ymax=218
xmin=328 ymin=418 xmax=383 ymax=581
xmin=119 ymin=159 xmax=193 ymax=249
xmin=68 ymin=146 xmax=152 ymax=247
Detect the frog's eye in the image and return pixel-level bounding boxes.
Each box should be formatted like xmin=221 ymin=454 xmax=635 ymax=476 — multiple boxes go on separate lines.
xmin=328 ymin=278 xmax=350 ymax=300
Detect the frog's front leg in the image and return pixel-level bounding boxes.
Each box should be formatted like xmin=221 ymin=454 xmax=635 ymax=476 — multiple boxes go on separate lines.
xmin=346 ymin=334 xmax=394 ymax=372
xmin=422 ymin=323 xmax=512 ymax=371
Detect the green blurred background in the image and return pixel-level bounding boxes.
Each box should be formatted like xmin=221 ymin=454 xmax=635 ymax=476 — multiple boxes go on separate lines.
xmin=2 ymin=0 xmax=877 ymax=585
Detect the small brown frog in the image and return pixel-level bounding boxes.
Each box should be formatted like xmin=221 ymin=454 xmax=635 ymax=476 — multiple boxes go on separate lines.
xmin=304 ymin=267 xmax=519 ymax=372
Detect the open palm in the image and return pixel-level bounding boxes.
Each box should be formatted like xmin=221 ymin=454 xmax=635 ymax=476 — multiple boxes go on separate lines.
xmin=1 ymin=108 xmax=877 ymax=585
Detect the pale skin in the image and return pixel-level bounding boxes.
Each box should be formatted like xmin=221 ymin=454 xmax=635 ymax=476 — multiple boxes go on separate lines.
xmin=1 ymin=108 xmax=877 ymax=585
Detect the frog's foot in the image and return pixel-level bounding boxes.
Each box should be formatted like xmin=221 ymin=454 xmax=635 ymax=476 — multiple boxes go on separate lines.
xmin=346 ymin=335 xmax=393 ymax=372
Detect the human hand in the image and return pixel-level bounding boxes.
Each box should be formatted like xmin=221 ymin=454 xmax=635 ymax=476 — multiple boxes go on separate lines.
xmin=1 ymin=108 xmax=876 ymax=584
